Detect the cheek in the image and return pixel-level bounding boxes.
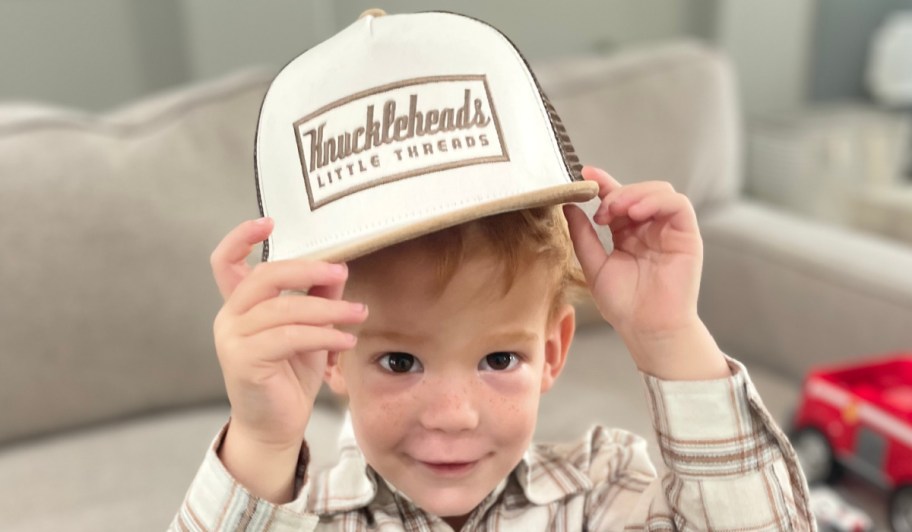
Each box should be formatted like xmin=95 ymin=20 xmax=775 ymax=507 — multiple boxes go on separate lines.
xmin=482 ymin=366 xmax=541 ymax=441
xmin=347 ymin=369 xmax=420 ymax=445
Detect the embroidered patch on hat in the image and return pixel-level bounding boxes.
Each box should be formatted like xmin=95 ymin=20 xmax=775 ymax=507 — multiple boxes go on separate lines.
xmin=294 ymin=75 xmax=508 ymax=210
xmin=255 ymin=10 xmax=598 ymax=262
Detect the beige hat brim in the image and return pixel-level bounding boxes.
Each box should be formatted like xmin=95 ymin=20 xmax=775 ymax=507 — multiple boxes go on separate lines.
xmin=307 ymin=180 xmax=598 ymax=263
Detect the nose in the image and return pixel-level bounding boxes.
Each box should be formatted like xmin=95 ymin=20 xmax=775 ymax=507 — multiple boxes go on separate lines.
xmin=418 ymin=376 xmax=480 ymax=433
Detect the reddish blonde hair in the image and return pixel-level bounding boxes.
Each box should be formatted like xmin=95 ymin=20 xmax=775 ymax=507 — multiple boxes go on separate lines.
xmin=349 ymin=205 xmax=588 ymax=325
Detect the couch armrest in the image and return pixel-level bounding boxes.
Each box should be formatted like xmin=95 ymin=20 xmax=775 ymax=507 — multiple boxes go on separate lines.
xmin=699 ymin=200 xmax=912 ymax=381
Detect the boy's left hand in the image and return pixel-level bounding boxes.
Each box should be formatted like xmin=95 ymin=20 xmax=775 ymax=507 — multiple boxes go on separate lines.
xmin=563 ymin=166 xmax=729 ymax=380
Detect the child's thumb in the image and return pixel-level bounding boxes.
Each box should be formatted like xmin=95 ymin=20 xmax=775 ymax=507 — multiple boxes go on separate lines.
xmin=562 ymin=204 xmax=608 ymax=284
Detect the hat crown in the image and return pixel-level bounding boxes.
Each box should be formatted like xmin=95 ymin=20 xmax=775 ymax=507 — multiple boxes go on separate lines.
xmin=254 ymin=11 xmax=594 ymax=262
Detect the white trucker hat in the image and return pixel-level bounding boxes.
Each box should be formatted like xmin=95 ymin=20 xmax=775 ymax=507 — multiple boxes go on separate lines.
xmin=254 ymin=9 xmax=599 ymax=263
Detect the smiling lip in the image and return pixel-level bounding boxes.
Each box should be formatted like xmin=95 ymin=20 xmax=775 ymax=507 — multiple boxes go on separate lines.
xmin=418 ymin=459 xmax=481 ymax=477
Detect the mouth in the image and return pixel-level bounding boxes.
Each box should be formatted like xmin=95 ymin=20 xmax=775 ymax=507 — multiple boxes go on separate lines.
xmin=418 ymin=460 xmax=480 ymax=477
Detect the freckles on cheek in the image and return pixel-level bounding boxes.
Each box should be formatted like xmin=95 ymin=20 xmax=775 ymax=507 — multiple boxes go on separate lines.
xmin=353 ymin=397 xmax=410 ymax=452
xmin=353 ymin=375 xmax=419 ymax=435
xmin=487 ymin=395 xmax=538 ymax=454
xmin=485 ymin=369 xmax=540 ymax=431
xmin=374 ymin=397 xmax=409 ymax=429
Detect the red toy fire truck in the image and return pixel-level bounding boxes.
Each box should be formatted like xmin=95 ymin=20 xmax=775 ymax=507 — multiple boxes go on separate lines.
xmin=791 ymin=354 xmax=912 ymax=531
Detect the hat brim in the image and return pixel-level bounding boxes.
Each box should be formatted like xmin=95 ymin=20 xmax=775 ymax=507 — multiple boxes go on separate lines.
xmin=306 ymin=180 xmax=598 ymax=263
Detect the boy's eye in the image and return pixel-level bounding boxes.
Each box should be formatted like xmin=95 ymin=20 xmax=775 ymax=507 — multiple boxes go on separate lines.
xmin=378 ymin=352 xmax=422 ymax=373
xmin=479 ymin=352 xmax=519 ymax=371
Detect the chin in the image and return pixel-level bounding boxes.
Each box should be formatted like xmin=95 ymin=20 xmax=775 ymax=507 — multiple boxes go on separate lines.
xmin=410 ymin=485 xmax=490 ymax=517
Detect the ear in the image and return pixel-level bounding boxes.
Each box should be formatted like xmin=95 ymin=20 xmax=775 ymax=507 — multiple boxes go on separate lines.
xmin=540 ymin=304 xmax=575 ymax=393
xmin=324 ymin=351 xmax=348 ymax=396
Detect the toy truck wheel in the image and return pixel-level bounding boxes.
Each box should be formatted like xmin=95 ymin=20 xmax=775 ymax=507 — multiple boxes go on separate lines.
xmin=792 ymin=427 xmax=840 ymax=485
xmin=891 ymin=486 xmax=912 ymax=532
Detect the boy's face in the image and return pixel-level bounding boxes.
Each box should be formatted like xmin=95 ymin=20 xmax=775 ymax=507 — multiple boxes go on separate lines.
xmin=327 ymin=247 xmax=575 ymax=519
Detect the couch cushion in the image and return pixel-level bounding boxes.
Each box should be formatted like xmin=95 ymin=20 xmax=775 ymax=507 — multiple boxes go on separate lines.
xmin=0 ymin=69 xmax=276 ymax=443
xmin=533 ymin=40 xmax=742 ymax=212
xmin=0 ymin=403 xmax=345 ymax=532
xmin=700 ymin=200 xmax=912 ymax=379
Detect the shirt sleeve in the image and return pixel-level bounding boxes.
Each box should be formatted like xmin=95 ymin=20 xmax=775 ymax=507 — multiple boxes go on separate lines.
xmin=169 ymin=422 xmax=319 ymax=532
xmin=615 ymin=357 xmax=816 ymax=531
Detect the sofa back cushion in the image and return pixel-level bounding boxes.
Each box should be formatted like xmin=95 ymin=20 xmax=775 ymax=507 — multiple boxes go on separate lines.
xmin=0 ymin=70 xmax=273 ymax=443
xmin=533 ymin=40 xmax=742 ymax=211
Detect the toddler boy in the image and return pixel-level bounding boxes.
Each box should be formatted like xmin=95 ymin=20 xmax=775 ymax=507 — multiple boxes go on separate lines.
xmin=172 ymin=10 xmax=813 ymax=531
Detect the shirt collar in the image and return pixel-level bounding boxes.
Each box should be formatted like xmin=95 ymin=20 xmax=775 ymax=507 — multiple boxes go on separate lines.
xmin=514 ymin=443 xmax=593 ymax=505
xmin=307 ymin=412 xmax=591 ymax=515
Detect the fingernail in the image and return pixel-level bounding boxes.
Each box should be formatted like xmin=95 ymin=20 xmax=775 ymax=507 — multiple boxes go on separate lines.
xmin=345 ymin=333 xmax=358 ymax=344
xmin=331 ymin=263 xmax=347 ymax=275
xmin=254 ymin=217 xmax=271 ymax=225
xmin=351 ymin=302 xmax=367 ymax=312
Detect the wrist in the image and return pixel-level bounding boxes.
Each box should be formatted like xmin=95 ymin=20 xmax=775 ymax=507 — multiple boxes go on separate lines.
xmin=619 ymin=319 xmax=730 ymax=381
xmin=218 ymin=420 xmax=305 ymax=504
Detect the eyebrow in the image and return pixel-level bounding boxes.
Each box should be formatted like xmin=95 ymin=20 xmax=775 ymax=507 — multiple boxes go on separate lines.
xmin=357 ymin=329 xmax=540 ymax=345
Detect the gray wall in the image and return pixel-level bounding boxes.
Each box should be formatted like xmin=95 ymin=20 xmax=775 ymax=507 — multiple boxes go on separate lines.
xmin=712 ymin=0 xmax=816 ymax=115
xmin=177 ymin=0 xmax=336 ymax=80
xmin=0 ymin=0 xmax=149 ymax=110
xmin=810 ymin=0 xmax=912 ymax=102
xmin=0 ymin=0 xmax=696 ymax=112
xmin=332 ymin=0 xmax=691 ymax=58
xmin=6 ymin=0 xmax=892 ymax=114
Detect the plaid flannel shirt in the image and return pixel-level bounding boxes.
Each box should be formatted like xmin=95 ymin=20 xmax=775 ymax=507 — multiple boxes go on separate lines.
xmin=171 ymin=358 xmax=815 ymax=531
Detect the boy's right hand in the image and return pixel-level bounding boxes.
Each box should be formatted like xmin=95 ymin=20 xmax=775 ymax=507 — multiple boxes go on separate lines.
xmin=209 ymin=217 xmax=367 ymax=500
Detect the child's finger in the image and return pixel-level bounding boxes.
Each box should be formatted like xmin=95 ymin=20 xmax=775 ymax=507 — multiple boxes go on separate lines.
xmin=562 ymin=204 xmax=609 ymax=285
xmin=308 ymin=271 xmax=346 ymax=302
xmin=606 ymin=214 xmax=634 ymax=236
xmin=237 ymin=295 xmax=368 ymax=337
xmin=626 ymin=192 xmax=698 ymax=233
xmin=581 ymin=166 xmax=621 ymax=197
xmin=211 ymin=217 xmax=274 ymax=301
xmin=226 ymin=260 xmax=348 ymax=316
xmin=241 ymin=325 xmax=358 ymax=363
xmin=594 ymin=181 xmax=675 ymax=223
xmin=312 ymin=276 xmax=351 ymax=373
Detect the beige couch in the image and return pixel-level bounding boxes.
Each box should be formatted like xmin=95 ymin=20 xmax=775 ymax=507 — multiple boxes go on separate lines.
xmin=2 ymin=40 xmax=911 ymax=531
